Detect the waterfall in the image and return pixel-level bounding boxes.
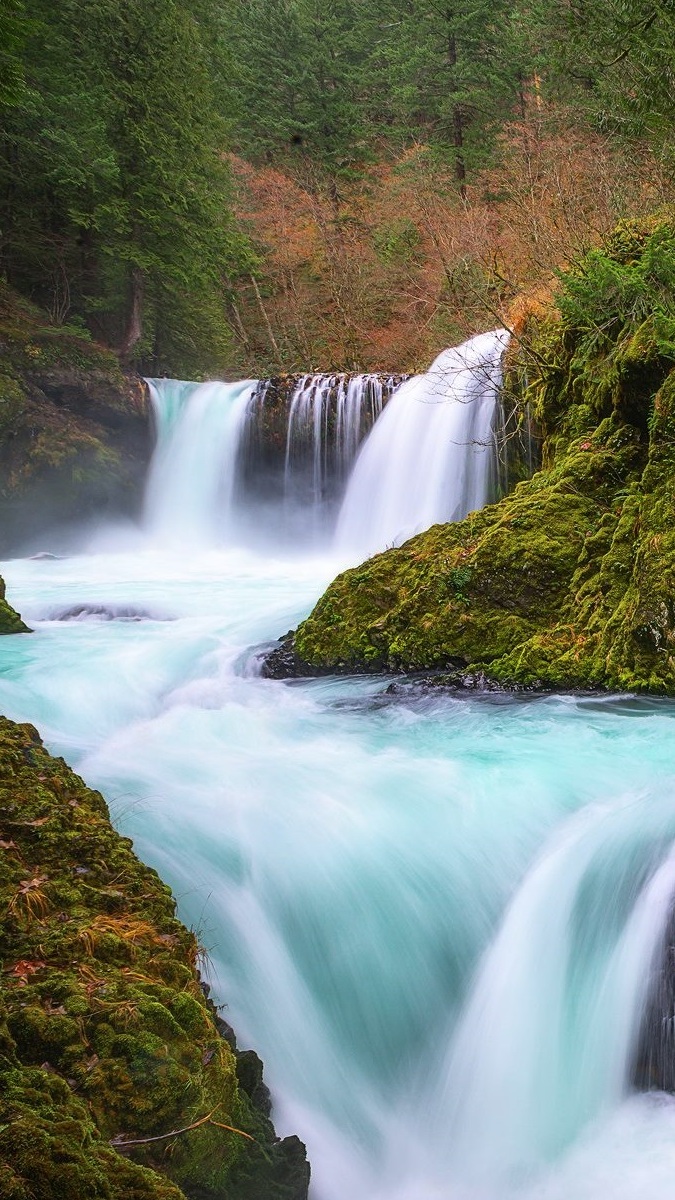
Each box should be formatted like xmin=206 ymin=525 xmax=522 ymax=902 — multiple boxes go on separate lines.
xmin=142 ymin=336 xmax=507 ymax=555
xmin=283 ymin=373 xmax=390 ymax=500
xmin=434 ymin=804 xmax=675 ymax=1190
xmin=241 ymin=373 xmax=401 ymax=543
xmin=144 ymin=378 xmax=256 ymax=547
xmin=335 ymin=329 xmax=509 ymax=559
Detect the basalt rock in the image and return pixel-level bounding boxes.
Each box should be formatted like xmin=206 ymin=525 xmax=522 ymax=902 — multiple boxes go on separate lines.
xmin=0 ymin=716 xmax=310 ymax=1200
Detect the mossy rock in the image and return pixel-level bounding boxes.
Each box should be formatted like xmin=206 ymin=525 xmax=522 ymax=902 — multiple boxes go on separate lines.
xmin=278 ymin=215 xmax=675 ymax=695
xmin=0 ymin=717 xmax=309 ymax=1199
xmin=0 ymin=576 xmax=30 ymax=635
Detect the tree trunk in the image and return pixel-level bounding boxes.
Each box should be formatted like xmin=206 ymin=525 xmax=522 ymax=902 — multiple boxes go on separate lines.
xmin=446 ymin=14 xmax=467 ymax=199
xmin=121 ymin=264 xmax=144 ymax=356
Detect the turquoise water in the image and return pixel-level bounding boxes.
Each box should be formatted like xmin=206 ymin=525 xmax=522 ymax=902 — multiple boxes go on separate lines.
xmin=3 ymin=548 xmax=675 ymax=1200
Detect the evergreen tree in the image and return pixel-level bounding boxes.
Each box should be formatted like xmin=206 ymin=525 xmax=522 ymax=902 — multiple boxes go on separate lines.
xmin=227 ymin=0 xmax=376 ymax=190
xmin=0 ymin=0 xmax=253 ymax=374
xmin=377 ymin=0 xmax=531 ymax=189
xmin=539 ymin=0 xmax=675 ymax=147
xmin=0 ymin=0 xmax=28 ymax=109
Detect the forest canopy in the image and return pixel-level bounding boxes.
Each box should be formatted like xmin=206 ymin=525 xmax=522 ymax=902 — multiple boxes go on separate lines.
xmin=1 ymin=0 xmax=674 ymax=375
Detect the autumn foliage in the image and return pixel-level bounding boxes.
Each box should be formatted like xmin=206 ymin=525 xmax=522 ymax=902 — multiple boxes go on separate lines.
xmin=227 ymin=105 xmax=670 ymax=376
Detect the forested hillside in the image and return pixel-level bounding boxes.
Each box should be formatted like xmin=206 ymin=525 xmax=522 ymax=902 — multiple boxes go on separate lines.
xmin=2 ymin=0 xmax=674 ymax=376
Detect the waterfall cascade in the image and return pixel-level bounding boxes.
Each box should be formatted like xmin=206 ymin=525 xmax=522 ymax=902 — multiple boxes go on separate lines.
xmin=144 ymin=331 xmax=508 ymax=557
xmin=336 ymin=329 xmax=509 ymax=558
xmin=144 ymin=378 xmax=256 ymax=548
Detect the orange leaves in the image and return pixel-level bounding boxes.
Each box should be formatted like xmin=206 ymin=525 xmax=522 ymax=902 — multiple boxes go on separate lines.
xmin=5 ymin=958 xmax=46 ymax=984
xmin=226 ymin=110 xmax=669 ymax=377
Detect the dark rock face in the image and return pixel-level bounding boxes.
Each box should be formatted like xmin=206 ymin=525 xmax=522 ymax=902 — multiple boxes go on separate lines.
xmin=259 ymin=633 xmax=388 ymax=680
xmin=46 ymin=602 xmax=173 ymax=622
xmin=632 ymin=908 xmax=675 ymax=1093
xmin=259 ymin=634 xmax=319 ymax=680
xmin=0 ymin=287 xmax=153 ymax=554
xmin=0 ymin=366 xmax=151 ymax=556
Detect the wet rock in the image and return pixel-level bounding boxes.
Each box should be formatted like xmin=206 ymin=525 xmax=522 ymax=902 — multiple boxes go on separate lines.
xmin=47 ymin=603 xmax=173 ymax=622
xmin=0 ymin=715 xmax=310 ymax=1199
xmin=633 ymin=908 xmax=675 ymax=1093
xmin=0 ymin=575 xmax=30 ymax=634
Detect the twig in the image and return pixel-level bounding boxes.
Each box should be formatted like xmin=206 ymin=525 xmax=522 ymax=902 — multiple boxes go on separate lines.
xmin=209 ymin=1120 xmax=255 ymax=1141
xmin=110 ymin=1108 xmax=255 ymax=1148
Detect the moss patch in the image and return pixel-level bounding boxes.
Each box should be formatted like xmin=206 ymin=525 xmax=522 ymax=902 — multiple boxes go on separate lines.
xmin=287 ymin=215 xmax=675 ymax=694
xmin=0 ymin=717 xmax=309 ymax=1199
xmin=0 ymin=577 xmax=30 ymax=635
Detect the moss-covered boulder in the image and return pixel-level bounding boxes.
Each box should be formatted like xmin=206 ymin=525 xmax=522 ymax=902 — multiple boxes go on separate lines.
xmin=0 ymin=577 xmax=29 ymax=634
xmin=274 ymin=214 xmax=675 ymax=694
xmin=0 ymin=717 xmax=309 ymax=1199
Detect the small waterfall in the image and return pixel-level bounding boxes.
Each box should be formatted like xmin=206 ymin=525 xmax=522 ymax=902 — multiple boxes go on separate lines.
xmin=335 ymin=330 xmax=509 ymax=559
xmin=144 ymin=378 xmax=256 ymax=547
xmin=284 ymin=373 xmax=391 ymax=500
xmin=240 ymin=374 xmax=402 ymax=540
xmin=434 ymin=804 xmax=675 ymax=1189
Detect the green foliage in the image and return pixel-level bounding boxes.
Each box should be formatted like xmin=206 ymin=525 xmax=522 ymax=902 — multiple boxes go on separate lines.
xmin=226 ymin=0 xmax=533 ymax=191
xmin=225 ymin=0 xmax=378 ymax=188
xmin=0 ymin=0 xmax=28 ymax=109
xmin=0 ymin=0 xmax=254 ymax=375
xmin=557 ymin=226 xmax=675 ymax=345
xmin=372 ymin=219 xmax=421 ymax=265
xmin=539 ymin=0 xmax=675 ymax=150
xmin=374 ymin=0 xmax=532 ymax=181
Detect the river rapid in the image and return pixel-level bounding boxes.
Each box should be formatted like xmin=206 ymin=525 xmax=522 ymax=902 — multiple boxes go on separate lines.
xmin=3 ymin=545 xmax=675 ymax=1200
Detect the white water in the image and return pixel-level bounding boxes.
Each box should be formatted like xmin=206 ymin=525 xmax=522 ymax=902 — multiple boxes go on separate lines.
xmin=336 ymin=330 xmax=508 ymax=558
xmin=3 ymin=331 xmax=675 ymax=1199
xmin=284 ymin=373 xmax=388 ymax=499
xmin=144 ymin=377 xmax=256 ymax=547
xmin=143 ymin=332 xmax=505 ymax=560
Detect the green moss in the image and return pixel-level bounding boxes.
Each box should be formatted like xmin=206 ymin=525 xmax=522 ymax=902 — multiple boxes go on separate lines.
xmin=291 ymin=216 xmax=675 ymax=694
xmin=0 ymin=717 xmax=308 ymax=1199
xmin=0 ymin=576 xmax=30 ymax=635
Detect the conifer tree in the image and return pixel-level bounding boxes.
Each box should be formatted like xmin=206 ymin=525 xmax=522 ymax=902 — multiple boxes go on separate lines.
xmin=0 ymin=0 xmax=253 ymax=374
xmin=376 ymin=0 xmax=531 ymax=189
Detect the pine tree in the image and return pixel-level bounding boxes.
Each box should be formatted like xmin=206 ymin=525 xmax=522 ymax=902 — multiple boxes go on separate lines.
xmin=377 ymin=0 xmax=531 ymax=190
xmin=227 ymin=0 xmax=375 ymax=190
xmin=539 ymin=0 xmax=675 ymax=147
xmin=0 ymin=0 xmax=254 ymax=374
xmin=0 ymin=0 xmax=28 ymax=109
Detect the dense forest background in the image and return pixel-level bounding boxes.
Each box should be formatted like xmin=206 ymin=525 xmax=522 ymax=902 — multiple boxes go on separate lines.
xmin=1 ymin=0 xmax=674 ymax=377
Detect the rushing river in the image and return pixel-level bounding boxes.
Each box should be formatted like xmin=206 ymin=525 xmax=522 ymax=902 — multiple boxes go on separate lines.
xmin=3 ymin=335 xmax=675 ymax=1198
xmin=3 ymin=548 xmax=675 ymax=1200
